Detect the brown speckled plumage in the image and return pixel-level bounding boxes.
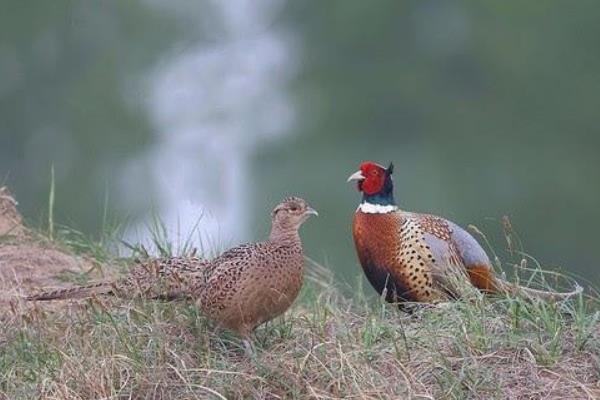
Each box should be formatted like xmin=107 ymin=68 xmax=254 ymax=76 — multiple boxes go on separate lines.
xmin=193 ymin=197 xmax=317 ymax=337
xmin=28 ymin=197 xmax=318 ymax=339
xmin=27 ymin=256 xmax=211 ymax=301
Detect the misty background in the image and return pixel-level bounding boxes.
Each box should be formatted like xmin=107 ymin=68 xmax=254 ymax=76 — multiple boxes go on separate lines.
xmin=1 ymin=1 xmax=599 ymax=287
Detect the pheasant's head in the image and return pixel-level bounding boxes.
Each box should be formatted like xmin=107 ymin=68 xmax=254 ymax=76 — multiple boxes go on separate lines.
xmin=347 ymin=161 xmax=396 ymax=207
xmin=270 ymin=197 xmax=318 ymax=241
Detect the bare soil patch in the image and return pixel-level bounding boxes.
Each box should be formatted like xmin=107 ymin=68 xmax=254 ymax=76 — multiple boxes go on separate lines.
xmin=0 ymin=187 xmax=97 ymax=303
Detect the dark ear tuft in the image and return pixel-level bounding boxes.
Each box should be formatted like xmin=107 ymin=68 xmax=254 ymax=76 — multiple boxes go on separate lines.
xmin=387 ymin=162 xmax=394 ymax=175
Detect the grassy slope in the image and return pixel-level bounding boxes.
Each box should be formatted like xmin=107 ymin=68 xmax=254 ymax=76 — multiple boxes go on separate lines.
xmin=1 ymin=224 xmax=599 ymax=399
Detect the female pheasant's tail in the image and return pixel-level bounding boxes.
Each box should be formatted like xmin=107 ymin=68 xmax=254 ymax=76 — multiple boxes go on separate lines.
xmin=493 ymin=278 xmax=583 ymax=302
xmin=26 ymin=282 xmax=114 ymax=301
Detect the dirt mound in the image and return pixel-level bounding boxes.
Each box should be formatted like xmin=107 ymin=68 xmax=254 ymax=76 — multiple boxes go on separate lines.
xmin=0 ymin=187 xmax=97 ymax=303
xmin=0 ymin=186 xmax=25 ymax=237
xmin=0 ymin=244 xmax=95 ymax=297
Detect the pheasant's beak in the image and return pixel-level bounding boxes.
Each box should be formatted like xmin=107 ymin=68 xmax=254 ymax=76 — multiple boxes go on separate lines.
xmin=347 ymin=170 xmax=365 ymax=182
xmin=305 ymin=207 xmax=319 ymax=217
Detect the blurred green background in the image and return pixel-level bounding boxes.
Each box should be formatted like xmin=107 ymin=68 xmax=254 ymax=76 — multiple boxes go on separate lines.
xmin=1 ymin=1 xmax=599 ymax=286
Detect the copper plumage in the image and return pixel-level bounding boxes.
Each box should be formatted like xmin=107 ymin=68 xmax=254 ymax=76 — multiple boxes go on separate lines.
xmin=349 ymin=161 xmax=581 ymax=303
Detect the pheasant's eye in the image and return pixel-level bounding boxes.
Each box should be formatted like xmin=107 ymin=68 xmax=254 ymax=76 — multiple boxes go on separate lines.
xmin=290 ymin=206 xmax=298 ymax=212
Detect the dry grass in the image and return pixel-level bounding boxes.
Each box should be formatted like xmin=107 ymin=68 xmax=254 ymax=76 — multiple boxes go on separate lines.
xmin=0 ymin=189 xmax=599 ymax=399
xmin=2 ymin=278 xmax=599 ymax=399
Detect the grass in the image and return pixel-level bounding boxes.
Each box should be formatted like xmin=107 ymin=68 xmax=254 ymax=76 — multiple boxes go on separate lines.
xmin=2 ymin=279 xmax=598 ymax=399
xmin=1 ymin=211 xmax=599 ymax=398
xmin=48 ymin=165 xmax=55 ymax=242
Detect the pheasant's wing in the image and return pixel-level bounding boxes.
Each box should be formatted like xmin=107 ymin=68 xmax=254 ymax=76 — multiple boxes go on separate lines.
xmin=444 ymin=220 xmax=497 ymax=292
xmin=118 ymin=256 xmax=211 ymax=300
xmin=414 ymin=214 xmax=481 ymax=299
xmin=194 ymin=243 xmax=263 ymax=316
xmin=385 ymin=214 xmax=462 ymax=301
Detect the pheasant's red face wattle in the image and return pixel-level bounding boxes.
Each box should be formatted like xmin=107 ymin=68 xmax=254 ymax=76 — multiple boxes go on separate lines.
xmin=358 ymin=162 xmax=387 ymax=195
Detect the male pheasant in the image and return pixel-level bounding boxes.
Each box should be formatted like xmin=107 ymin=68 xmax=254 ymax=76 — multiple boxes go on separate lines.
xmin=28 ymin=197 xmax=318 ymax=348
xmin=347 ymin=161 xmax=581 ymax=303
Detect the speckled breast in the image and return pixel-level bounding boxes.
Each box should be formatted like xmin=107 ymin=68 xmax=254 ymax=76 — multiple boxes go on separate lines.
xmin=352 ymin=211 xmax=437 ymax=302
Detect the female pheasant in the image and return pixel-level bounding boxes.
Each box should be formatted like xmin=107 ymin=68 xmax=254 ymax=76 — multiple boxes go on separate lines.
xmin=28 ymin=197 xmax=318 ymax=350
xmin=347 ymin=161 xmax=581 ymax=303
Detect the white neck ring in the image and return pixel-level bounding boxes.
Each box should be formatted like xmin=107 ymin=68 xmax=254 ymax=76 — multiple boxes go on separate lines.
xmin=357 ymin=202 xmax=398 ymax=214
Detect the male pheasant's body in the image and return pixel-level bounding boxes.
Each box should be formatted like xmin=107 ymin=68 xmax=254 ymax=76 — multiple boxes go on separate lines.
xmin=353 ymin=208 xmax=497 ymax=302
xmin=348 ymin=162 xmax=581 ymax=303
xmin=28 ymin=197 xmax=317 ymax=340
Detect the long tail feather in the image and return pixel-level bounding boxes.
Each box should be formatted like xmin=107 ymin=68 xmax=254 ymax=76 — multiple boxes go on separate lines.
xmin=25 ymin=257 xmax=213 ymax=302
xmin=26 ymin=282 xmax=114 ymax=301
xmin=494 ymin=278 xmax=583 ymax=301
